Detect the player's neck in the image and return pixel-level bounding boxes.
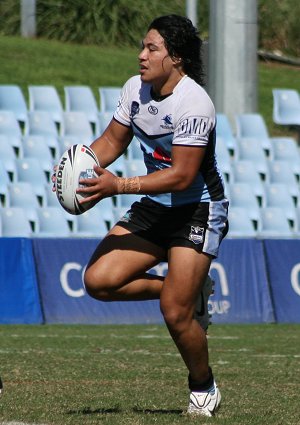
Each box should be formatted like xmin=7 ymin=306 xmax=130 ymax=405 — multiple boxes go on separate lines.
xmin=152 ymin=71 xmax=186 ymax=97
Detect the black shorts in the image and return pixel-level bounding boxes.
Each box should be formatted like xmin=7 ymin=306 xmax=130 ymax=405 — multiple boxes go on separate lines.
xmin=116 ymin=197 xmax=229 ymax=258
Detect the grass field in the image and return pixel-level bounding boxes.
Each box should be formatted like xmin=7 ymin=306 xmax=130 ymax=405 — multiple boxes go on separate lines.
xmin=0 ymin=323 xmax=299 ymax=425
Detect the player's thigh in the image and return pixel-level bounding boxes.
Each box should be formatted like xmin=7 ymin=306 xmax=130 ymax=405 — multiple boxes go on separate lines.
xmin=161 ymin=246 xmax=212 ymax=315
xmin=85 ymin=224 xmax=165 ymax=289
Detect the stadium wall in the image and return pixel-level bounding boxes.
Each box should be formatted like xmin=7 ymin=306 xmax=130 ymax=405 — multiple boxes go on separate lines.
xmin=1 ymin=238 xmax=300 ymax=325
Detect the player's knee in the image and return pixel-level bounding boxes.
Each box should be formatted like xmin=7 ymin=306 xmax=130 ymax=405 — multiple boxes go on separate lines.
xmin=160 ymin=300 xmax=189 ymax=333
xmin=83 ymin=266 xmax=113 ymax=301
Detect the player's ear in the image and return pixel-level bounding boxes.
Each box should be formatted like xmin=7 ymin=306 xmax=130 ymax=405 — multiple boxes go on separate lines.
xmin=172 ymin=55 xmax=181 ymax=64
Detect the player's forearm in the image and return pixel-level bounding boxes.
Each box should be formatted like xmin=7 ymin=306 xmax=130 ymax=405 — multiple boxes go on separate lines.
xmin=90 ymin=134 xmax=125 ymax=168
xmin=117 ymin=167 xmax=195 ymax=195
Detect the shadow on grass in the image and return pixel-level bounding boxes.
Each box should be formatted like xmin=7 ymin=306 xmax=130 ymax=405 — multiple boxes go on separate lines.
xmin=67 ymin=407 xmax=122 ymax=415
xmin=67 ymin=406 xmax=183 ymax=415
xmin=133 ymin=407 xmax=183 ymax=415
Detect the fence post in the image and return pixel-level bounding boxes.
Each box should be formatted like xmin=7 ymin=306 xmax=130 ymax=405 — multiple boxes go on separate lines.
xmin=20 ymin=0 xmax=36 ymax=38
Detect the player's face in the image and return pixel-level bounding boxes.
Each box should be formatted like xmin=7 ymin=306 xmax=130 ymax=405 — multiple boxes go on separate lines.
xmin=139 ymin=29 xmax=178 ymax=94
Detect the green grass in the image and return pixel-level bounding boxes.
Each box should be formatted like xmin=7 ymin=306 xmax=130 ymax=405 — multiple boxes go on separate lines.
xmin=0 ymin=35 xmax=138 ymax=101
xmin=0 ymin=324 xmax=299 ymax=425
xmin=0 ymin=35 xmax=300 ymax=139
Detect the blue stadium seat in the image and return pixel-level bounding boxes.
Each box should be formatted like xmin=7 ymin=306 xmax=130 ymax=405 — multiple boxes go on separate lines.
xmin=61 ymin=112 xmax=95 ymax=145
xmin=28 ymin=85 xmax=63 ymax=125
xmin=75 ymin=208 xmax=108 ymax=237
xmin=0 ymin=143 xmax=18 ymax=182
xmin=116 ymin=194 xmax=142 ymax=208
xmin=15 ymin=158 xmax=48 ymax=206
xmin=216 ymin=113 xmax=238 ymax=155
xmin=270 ymin=137 xmax=300 ymax=178
xmin=257 ymin=207 xmax=294 ymax=239
xmin=0 ymin=85 xmax=28 ymax=126
xmin=0 ymin=161 xmax=10 ymax=207
xmin=268 ymin=160 xmax=300 ymax=201
xmin=264 ymin=183 xmax=298 ymax=231
xmin=235 ymin=113 xmax=272 ymax=154
xmin=0 ymin=134 xmax=23 ymax=158
xmin=228 ymin=183 xmax=261 ymax=230
xmin=215 ymin=137 xmax=233 ymax=183
xmin=94 ymin=197 xmax=115 ymax=229
xmin=227 ymin=206 xmax=257 ymax=238
xmin=272 ymin=89 xmax=300 ymax=126
xmin=45 ymin=183 xmax=59 ymax=207
xmin=112 ymin=206 xmax=130 ymax=223
xmin=107 ymin=155 xmax=125 ymax=177
xmin=231 ymin=160 xmax=266 ymax=206
xmin=22 ymin=135 xmax=55 ymax=180
xmin=64 ymin=86 xmax=100 ymax=134
xmin=236 ymin=137 xmax=270 ymax=181
xmin=35 ymin=207 xmax=70 ymax=237
xmin=98 ymin=111 xmax=114 ymax=133
xmin=124 ymin=159 xmax=147 ymax=177
xmin=25 ymin=111 xmax=60 ymax=161
xmin=0 ymin=110 xmax=23 ymax=138
xmin=8 ymin=182 xmax=40 ymax=232
xmin=99 ymin=87 xmax=121 ymax=113
xmin=58 ymin=135 xmax=81 ymax=156
xmin=0 ymin=207 xmax=32 ymax=237
xmin=126 ymin=137 xmax=144 ymax=161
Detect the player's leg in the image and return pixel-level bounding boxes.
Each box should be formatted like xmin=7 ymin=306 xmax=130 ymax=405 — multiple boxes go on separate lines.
xmin=160 ymin=246 xmax=211 ymax=381
xmin=160 ymin=246 xmax=221 ymax=416
xmin=84 ymin=224 xmax=166 ymax=301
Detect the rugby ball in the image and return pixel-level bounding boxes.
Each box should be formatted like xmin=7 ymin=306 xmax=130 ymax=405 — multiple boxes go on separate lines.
xmin=55 ymin=144 xmax=100 ymax=215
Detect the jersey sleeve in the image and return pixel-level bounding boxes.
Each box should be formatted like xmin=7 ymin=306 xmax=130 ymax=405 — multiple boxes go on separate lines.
xmin=172 ymin=88 xmax=216 ymax=147
xmin=113 ymin=77 xmax=133 ymax=127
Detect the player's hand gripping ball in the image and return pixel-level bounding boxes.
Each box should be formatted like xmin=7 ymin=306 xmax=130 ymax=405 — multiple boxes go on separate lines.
xmin=55 ymin=144 xmax=100 ymax=215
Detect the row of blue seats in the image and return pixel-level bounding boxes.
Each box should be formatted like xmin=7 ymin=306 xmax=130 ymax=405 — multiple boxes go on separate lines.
xmin=1 ymin=152 xmax=299 ymax=206
xmin=0 ymin=84 xmax=121 ymax=125
xmin=228 ymin=205 xmax=300 ymax=239
xmin=0 ymin=109 xmax=114 ymax=148
xmin=1 ymin=84 xmax=300 ymax=132
xmin=0 ymin=172 xmax=300 ymax=237
xmin=1 ymin=201 xmax=299 ymax=239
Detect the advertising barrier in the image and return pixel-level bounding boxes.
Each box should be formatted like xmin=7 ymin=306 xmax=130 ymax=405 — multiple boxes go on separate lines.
xmin=1 ymin=238 xmax=299 ymax=324
xmin=209 ymin=239 xmax=275 ymax=324
xmin=32 ymin=238 xmax=163 ymax=324
xmin=263 ymin=240 xmax=300 ymax=323
xmin=32 ymin=238 xmax=275 ymax=325
xmin=0 ymin=238 xmax=43 ymax=324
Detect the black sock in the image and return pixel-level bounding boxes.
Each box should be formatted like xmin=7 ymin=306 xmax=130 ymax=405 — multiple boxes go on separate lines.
xmin=188 ymin=367 xmax=214 ymax=392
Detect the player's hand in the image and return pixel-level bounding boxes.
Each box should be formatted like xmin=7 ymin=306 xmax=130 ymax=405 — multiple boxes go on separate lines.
xmin=76 ymin=165 xmax=118 ymax=203
xmin=51 ymin=165 xmax=58 ymax=192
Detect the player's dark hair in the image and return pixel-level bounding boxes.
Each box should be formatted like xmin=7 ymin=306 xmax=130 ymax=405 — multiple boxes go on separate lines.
xmin=148 ymin=14 xmax=204 ymax=86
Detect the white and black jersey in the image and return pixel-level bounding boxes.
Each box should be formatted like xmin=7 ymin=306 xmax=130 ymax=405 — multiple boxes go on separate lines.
xmin=114 ymin=75 xmax=225 ymax=207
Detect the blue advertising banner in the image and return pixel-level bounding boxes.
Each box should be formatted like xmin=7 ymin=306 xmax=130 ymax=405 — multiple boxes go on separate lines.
xmin=32 ymin=238 xmax=276 ymax=325
xmin=209 ymin=239 xmax=275 ymax=324
xmin=263 ymin=240 xmax=300 ymax=323
xmin=0 ymin=238 xmax=43 ymax=324
xmin=32 ymin=238 xmax=163 ymax=324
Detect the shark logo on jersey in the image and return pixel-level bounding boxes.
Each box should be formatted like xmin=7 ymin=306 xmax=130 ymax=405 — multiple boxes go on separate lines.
xmin=188 ymin=226 xmax=205 ymax=244
xmin=161 ymin=114 xmax=173 ymax=130
xmin=130 ymin=101 xmax=140 ymax=118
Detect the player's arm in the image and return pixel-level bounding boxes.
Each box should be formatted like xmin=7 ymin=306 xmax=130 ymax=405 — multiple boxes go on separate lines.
xmin=90 ymin=117 xmax=133 ymax=167
xmin=77 ymin=143 xmax=206 ymax=202
xmin=115 ymin=144 xmax=206 ymax=195
xmin=139 ymin=144 xmax=206 ymax=193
